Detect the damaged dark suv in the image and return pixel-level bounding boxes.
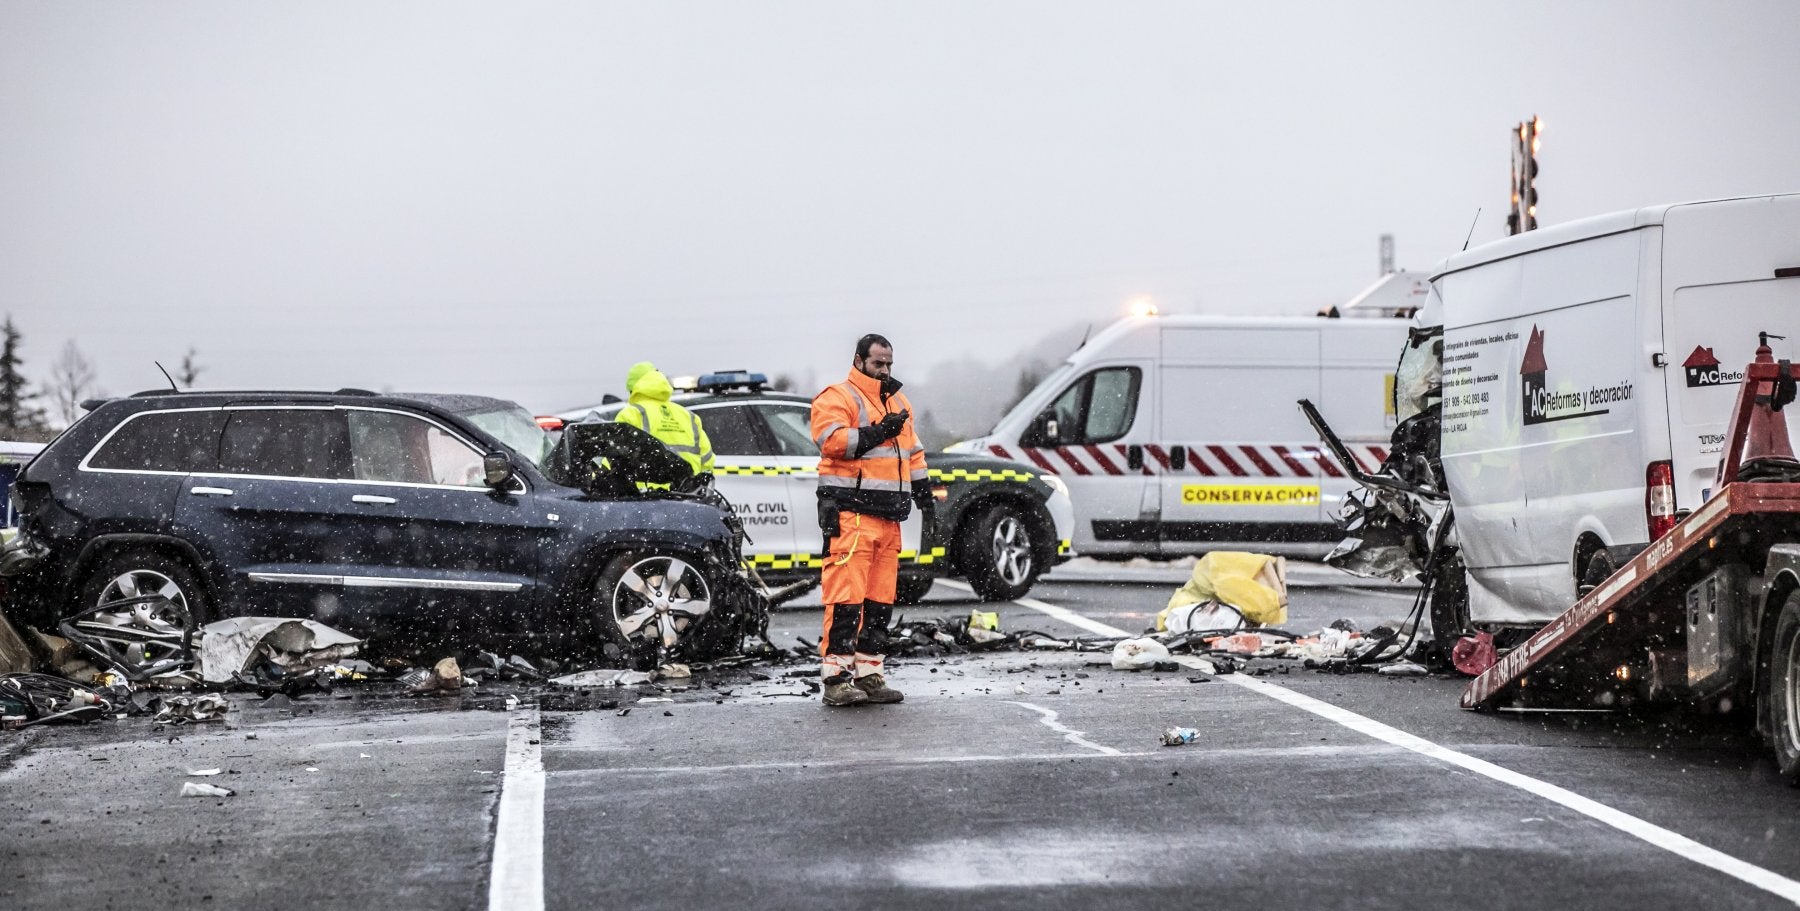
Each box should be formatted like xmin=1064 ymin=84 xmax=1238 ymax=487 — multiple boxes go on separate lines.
xmin=6 ymin=389 xmax=758 ymax=674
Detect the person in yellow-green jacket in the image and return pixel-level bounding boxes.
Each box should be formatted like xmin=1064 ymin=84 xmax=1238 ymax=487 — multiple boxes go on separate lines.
xmin=614 ymin=362 xmax=715 ymax=476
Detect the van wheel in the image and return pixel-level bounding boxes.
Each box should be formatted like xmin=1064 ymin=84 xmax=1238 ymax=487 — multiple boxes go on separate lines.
xmin=894 ymin=575 xmax=934 ymax=606
xmin=1768 ymin=592 xmax=1800 ymax=784
xmin=1578 ymin=549 xmax=1617 ymax=597
xmin=70 ymin=549 xmax=209 ymax=677
xmin=591 ymin=552 xmax=714 ymax=671
xmin=960 ymin=504 xmax=1039 ymax=602
xmin=1427 ymin=555 xmax=1470 ymax=655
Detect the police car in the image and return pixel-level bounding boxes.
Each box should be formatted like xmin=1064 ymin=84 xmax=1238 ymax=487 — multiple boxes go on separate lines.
xmin=553 ymin=371 xmax=1075 ymax=603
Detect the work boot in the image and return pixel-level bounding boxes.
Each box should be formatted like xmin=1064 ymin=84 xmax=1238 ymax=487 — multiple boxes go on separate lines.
xmin=821 ymin=678 xmax=870 ymax=707
xmin=853 ymin=674 xmax=904 ymax=704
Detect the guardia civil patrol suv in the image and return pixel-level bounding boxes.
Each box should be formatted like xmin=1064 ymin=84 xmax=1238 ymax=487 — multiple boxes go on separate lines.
xmin=555 ymin=372 xmax=1075 ymax=603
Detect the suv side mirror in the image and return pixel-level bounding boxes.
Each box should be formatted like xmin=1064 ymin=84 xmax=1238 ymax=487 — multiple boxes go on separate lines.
xmin=483 ymin=452 xmax=517 ymax=489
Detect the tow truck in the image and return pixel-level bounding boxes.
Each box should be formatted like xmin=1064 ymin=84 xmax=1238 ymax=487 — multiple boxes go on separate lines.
xmin=1463 ymin=339 xmax=1800 ymax=782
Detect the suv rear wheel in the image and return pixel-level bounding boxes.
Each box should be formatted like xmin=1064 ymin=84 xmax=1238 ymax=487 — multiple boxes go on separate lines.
xmin=960 ymin=503 xmax=1040 ymax=602
xmin=69 ymin=549 xmax=209 ymax=677
xmin=592 ymin=552 xmax=715 ymax=670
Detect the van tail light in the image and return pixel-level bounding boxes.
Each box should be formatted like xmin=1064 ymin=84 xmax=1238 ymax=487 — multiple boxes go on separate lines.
xmin=535 ymin=416 xmax=565 ymax=432
xmin=1647 ymin=460 xmax=1676 ymax=540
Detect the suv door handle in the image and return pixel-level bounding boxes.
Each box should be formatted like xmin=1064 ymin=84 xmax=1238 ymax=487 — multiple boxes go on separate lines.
xmin=351 ymin=494 xmax=398 ymax=505
xmin=190 ymin=486 xmax=235 ymax=497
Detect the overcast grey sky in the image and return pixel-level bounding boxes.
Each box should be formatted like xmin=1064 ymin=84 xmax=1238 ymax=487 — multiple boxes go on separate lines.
xmin=5 ymin=1 xmax=1799 ymax=416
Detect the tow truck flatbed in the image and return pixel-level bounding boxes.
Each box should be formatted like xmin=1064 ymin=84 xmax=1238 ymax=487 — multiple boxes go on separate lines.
xmin=1463 ymin=480 xmax=1800 ymax=709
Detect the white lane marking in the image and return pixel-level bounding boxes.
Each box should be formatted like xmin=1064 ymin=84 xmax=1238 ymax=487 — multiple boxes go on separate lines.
xmin=1006 ymin=701 xmax=1124 ymax=755
xmin=488 ymin=704 xmax=545 ymax=911
xmin=997 ymin=586 xmax=1800 ymax=906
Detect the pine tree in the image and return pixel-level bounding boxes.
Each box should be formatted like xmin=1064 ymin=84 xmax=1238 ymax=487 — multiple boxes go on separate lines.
xmin=0 ymin=316 xmax=49 ymax=438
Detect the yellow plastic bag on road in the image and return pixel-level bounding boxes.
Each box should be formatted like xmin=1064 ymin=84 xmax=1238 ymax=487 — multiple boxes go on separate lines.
xmin=1158 ymin=552 xmax=1288 ymax=629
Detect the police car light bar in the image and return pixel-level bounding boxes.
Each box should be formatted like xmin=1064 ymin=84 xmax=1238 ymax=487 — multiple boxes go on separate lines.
xmin=694 ymin=370 xmax=769 ymax=393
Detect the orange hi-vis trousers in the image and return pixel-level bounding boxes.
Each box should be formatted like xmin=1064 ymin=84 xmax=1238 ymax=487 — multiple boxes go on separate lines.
xmin=820 ymin=511 xmax=901 ymax=681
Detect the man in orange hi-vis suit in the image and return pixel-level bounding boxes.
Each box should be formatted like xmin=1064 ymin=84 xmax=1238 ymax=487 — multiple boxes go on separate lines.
xmin=810 ymin=333 xmax=933 ymax=707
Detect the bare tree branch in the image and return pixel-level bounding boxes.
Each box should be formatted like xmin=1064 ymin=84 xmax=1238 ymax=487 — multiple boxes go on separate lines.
xmin=48 ymin=339 xmax=98 ymax=427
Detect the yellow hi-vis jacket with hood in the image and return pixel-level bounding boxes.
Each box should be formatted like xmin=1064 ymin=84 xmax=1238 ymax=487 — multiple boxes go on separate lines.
xmin=811 ymin=368 xmax=928 ymax=521
xmin=614 ymin=362 xmax=714 ymax=475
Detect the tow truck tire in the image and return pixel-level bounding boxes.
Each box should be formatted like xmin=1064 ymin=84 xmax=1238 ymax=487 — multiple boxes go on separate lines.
xmin=1769 ymin=592 xmax=1800 ymax=785
xmin=960 ymin=503 xmax=1040 ymax=602
xmin=893 ymin=575 xmax=934 ymax=606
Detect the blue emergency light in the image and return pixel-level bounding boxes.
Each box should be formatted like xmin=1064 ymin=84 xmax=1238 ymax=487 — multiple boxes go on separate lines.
xmin=693 ymin=370 xmax=769 ymax=393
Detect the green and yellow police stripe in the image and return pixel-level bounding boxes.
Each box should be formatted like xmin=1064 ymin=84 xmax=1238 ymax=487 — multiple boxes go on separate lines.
xmin=745 ymin=546 xmax=947 ymax=570
xmin=927 ymin=467 xmax=1036 ymax=482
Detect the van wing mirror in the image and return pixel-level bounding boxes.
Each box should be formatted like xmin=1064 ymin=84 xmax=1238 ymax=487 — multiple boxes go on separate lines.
xmin=1029 ymin=410 xmax=1061 ymax=446
xmin=483 ymin=452 xmax=517 ymax=489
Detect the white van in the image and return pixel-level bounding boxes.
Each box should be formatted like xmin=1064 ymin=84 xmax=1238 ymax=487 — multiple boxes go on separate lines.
xmin=947 ymin=314 xmax=1410 ymax=557
xmin=1429 ymin=193 xmax=1800 ymax=627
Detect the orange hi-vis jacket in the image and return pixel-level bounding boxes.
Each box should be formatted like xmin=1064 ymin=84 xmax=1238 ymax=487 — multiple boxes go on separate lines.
xmin=811 ymin=369 xmax=929 ymax=521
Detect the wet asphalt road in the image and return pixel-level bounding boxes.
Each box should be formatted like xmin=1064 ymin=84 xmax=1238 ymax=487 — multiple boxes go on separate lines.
xmin=3 ymin=564 xmax=1799 ymax=911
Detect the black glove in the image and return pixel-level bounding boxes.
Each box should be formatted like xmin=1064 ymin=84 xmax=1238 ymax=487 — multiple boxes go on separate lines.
xmin=853 ymin=410 xmax=908 ymax=457
xmin=818 ymin=498 xmax=841 ymax=546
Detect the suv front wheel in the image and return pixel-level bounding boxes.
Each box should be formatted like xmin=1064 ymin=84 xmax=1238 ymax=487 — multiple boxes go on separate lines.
xmin=592 ymin=552 xmax=716 ymax=670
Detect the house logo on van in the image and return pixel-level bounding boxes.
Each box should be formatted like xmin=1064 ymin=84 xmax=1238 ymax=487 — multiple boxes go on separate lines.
xmin=1681 ymin=345 xmax=1744 ymax=388
xmin=1520 ymin=325 xmax=1632 ymax=425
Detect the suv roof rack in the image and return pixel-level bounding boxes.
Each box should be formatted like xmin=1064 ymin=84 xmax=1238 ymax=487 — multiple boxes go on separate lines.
xmin=692 ymin=370 xmax=769 ymax=394
xmin=127 ymin=387 xmax=382 ymax=399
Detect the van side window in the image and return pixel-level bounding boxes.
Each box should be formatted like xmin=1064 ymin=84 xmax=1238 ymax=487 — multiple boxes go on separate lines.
xmin=218 ymin=409 xmax=349 ymax=479
xmin=1024 ymin=367 xmax=1141 ymax=446
xmin=87 ymin=410 xmax=226 ymax=473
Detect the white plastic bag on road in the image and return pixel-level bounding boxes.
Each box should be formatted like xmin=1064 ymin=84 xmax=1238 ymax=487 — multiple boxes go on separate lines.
xmin=1111 ymin=637 xmax=1171 ymax=670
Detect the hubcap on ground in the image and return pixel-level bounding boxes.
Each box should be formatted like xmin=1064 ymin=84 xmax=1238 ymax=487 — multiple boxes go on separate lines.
xmin=610 ymin=557 xmax=712 ymax=650
xmin=989 ymin=515 xmax=1033 ymax=587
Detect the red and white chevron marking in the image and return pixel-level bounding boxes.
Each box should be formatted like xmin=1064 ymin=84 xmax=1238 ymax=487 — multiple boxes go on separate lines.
xmin=986 ymin=442 xmax=1388 ymax=478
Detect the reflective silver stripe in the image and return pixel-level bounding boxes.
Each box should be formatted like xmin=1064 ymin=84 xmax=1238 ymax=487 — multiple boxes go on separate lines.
xmin=818 ymin=475 xmax=906 ymax=491
xmin=861 ymin=444 xmax=903 ymax=459
xmin=910 ymin=468 xmax=930 ymax=481
xmin=904 ymin=445 xmax=925 ymax=458
xmin=626 ymin=404 xmax=649 ymax=427
xmin=814 ymin=421 xmax=846 ymax=447
xmin=247 ymin=572 xmax=523 ymax=592
xmin=844 ymin=427 xmax=860 ymax=455
xmin=835 ymin=383 xmax=868 ymax=425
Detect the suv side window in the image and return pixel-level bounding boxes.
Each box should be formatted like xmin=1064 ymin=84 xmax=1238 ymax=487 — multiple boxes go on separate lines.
xmin=693 ymin=405 xmax=768 ymax=456
xmin=87 ymin=409 xmax=226 ymax=473
xmin=347 ymin=409 xmax=488 ymax=487
xmin=218 ymin=409 xmax=349 ymax=479
xmin=761 ymin=404 xmax=819 ymax=457
xmin=1022 ymin=366 xmax=1141 ymax=446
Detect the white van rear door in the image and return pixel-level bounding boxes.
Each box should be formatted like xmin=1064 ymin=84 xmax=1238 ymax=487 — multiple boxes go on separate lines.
xmin=1155 ymin=325 xmax=1329 ymax=553
xmin=1662 ymin=196 xmax=1800 ymax=509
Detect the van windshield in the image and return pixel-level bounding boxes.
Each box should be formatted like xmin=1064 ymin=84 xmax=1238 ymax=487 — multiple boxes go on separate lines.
xmin=993 ymin=363 xmax=1073 ymax=434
